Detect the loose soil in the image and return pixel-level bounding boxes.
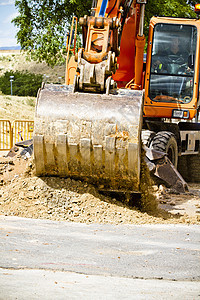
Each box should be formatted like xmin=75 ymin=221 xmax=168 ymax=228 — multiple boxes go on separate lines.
xmin=0 ymin=154 xmax=199 ymax=225
xmin=0 ymin=52 xmax=199 ymax=225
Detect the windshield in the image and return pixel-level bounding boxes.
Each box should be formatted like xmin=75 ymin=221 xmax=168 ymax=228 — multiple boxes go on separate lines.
xmin=149 ymin=23 xmax=197 ymax=104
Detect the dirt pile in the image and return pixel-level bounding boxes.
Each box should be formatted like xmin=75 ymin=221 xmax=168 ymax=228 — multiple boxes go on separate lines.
xmin=0 ymin=154 xmax=199 ymax=225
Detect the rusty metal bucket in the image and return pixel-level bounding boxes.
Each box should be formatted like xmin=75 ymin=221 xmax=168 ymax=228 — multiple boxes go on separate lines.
xmin=33 ymin=84 xmax=144 ymax=191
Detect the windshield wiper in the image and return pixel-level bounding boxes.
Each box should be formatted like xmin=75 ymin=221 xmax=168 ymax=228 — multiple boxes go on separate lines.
xmin=151 ymin=72 xmax=193 ymax=78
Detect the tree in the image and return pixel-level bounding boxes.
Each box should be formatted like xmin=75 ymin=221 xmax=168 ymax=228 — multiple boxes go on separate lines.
xmin=0 ymin=71 xmax=43 ymax=96
xmin=13 ymin=0 xmax=91 ymax=66
xmin=144 ymin=0 xmax=198 ymax=37
xmin=12 ymin=0 xmax=199 ymax=67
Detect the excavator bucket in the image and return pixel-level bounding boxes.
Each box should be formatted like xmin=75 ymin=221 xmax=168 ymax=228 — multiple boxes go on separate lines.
xmin=33 ymin=84 xmax=144 ymax=192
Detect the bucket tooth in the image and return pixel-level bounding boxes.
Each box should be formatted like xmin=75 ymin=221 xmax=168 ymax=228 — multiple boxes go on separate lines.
xmin=68 ymin=143 xmax=80 ymax=175
xmin=105 ymin=136 xmax=116 ymax=176
xmin=56 ymin=134 xmax=68 ymax=176
xmin=117 ymin=148 xmax=127 ymax=173
xmin=45 ymin=140 xmax=56 ymax=171
xmin=128 ymin=142 xmax=140 ymax=188
xmin=80 ymin=138 xmax=92 ymax=169
xmin=93 ymin=144 xmax=103 ymax=171
xmin=34 ymin=135 xmax=45 ymax=175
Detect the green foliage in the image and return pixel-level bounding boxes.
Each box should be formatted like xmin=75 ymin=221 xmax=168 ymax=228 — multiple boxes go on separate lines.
xmin=0 ymin=71 xmax=43 ymax=97
xmin=144 ymin=0 xmax=198 ymax=37
xmin=12 ymin=0 xmax=199 ymax=66
xmin=26 ymin=97 xmax=35 ymax=106
xmin=13 ymin=0 xmax=92 ymax=66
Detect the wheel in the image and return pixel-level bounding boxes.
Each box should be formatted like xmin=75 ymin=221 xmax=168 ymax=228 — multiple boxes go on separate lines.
xmin=150 ymin=131 xmax=178 ymax=168
xmin=141 ymin=130 xmax=156 ymax=147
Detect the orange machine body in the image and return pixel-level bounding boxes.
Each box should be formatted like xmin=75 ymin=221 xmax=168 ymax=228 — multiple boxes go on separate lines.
xmin=112 ymin=3 xmax=145 ymax=88
xmin=66 ymin=2 xmax=199 ymax=122
xmin=66 ymin=0 xmax=146 ymax=90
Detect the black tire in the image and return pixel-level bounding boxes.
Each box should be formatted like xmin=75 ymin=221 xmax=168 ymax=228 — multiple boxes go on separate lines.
xmin=150 ymin=131 xmax=178 ymax=168
xmin=141 ymin=130 xmax=156 ymax=147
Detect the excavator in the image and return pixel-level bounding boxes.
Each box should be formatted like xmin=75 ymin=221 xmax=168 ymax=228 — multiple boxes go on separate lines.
xmin=33 ymin=0 xmax=200 ymax=195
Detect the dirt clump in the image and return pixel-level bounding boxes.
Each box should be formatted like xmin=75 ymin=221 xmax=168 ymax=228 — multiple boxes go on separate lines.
xmin=0 ymin=154 xmax=199 ymax=225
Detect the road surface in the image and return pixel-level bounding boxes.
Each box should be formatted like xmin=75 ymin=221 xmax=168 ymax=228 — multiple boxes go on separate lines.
xmin=0 ymin=216 xmax=199 ymax=299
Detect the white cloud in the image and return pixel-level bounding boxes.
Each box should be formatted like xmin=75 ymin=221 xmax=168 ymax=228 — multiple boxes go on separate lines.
xmin=0 ymin=0 xmax=15 ymax=6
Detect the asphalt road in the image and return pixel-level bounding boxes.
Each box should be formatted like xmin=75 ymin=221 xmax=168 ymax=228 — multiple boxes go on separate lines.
xmin=0 ymin=216 xmax=199 ymax=299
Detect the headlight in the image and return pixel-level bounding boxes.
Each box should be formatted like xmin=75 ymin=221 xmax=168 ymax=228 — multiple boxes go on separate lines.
xmin=172 ymin=109 xmax=189 ymax=119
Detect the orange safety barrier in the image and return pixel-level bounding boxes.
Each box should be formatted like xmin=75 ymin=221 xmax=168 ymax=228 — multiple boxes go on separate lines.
xmin=12 ymin=120 xmax=34 ymax=144
xmin=0 ymin=120 xmax=12 ymax=151
xmin=0 ymin=120 xmax=34 ymax=151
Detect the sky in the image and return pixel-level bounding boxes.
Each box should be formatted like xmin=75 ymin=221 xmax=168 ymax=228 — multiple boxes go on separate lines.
xmin=0 ymin=0 xmax=19 ymax=48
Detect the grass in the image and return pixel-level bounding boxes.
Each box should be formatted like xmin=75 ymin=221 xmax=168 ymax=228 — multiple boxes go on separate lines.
xmin=0 ymin=93 xmax=35 ymax=122
xmin=26 ymin=97 xmax=35 ymax=107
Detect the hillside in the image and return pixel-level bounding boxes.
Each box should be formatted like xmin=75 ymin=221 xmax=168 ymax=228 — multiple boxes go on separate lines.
xmin=0 ymin=50 xmax=65 ymax=84
xmin=0 ymin=94 xmax=35 ymax=121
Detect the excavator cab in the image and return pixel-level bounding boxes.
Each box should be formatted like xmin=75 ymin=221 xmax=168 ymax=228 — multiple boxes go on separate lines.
xmin=144 ymin=17 xmax=200 ymax=120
